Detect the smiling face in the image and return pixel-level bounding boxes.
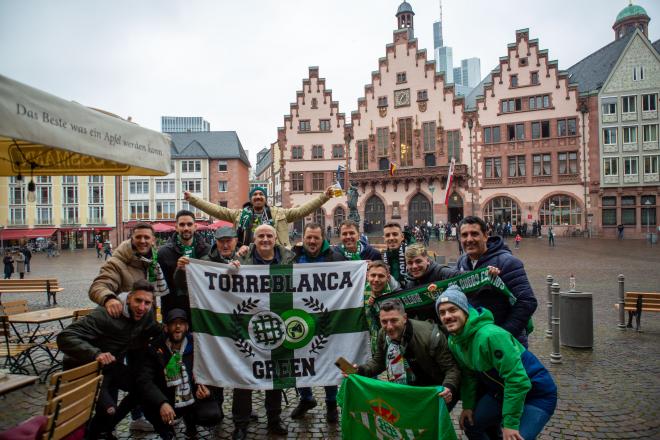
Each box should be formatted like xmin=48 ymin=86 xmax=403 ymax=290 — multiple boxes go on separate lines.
xmin=383 ymin=226 xmax=404 ymax=250
xmin=176 ymin=215 xmax=197 ymax=243
xmin=459 ymin=223 xmax=489 ymax=260
xmin=368 ymin=265 xmax=389 ymax=294
xmin=254 ymin=225 xmax=276 ymax=254
xmin=166 ymin=318 xmax=189 ymax=343
xmin=131 ymin=227 xmax=155 ymax=255
xmin=340 ymin=225 xmax=359 ymax=251
xmin=437 ymin=302 xmax=468 ymax=335
xmin=127 ymin=290 xmax=154 ymax=321
xmin=303 ymin=226 xmax=323 ymax=256
xmin=379 ymin=309 xmax=407 ymax=341
xmin=251 ymin=190 xmax=266 ymax=211
xmin=406 ymin=255 xmax=430 ymax=279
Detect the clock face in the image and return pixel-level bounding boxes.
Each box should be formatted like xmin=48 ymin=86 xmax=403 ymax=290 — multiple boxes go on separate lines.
xmin=394 ymin=89 xmax=410 ymax=108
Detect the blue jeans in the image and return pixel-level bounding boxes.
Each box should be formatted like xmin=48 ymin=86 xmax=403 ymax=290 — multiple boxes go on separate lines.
xmin=298 ymin=386 xmax=337 ymax=404
xmin=464 ymin=394 xmax=553 ymax=440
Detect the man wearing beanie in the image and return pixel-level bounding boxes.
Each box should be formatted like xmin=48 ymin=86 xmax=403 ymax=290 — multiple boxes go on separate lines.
xmin=436 ymin=286 xmax=557 ymax=440
xmin=183 ymin=185 xmax=335 ymax=248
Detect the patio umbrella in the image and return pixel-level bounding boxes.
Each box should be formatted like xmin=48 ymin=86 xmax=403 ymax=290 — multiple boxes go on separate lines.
xmin=208 ymin=220 xmax=233 ymax=230
xmin=152 ymin=223 xmax=175 ymax=233
xmin=0 ymin=74 xmax=171 ymax=177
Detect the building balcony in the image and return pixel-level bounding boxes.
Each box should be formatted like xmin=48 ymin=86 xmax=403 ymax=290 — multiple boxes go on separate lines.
xmin=483 ymin=177 xmax=503 ymax=186
xmin=350 ymin=164 xmax=468 ymax=192
xmin=603 ymin=175 xmax=619 ymax=185
xmin=532 ymin=176 xmax=552 ymax=184
xmin=642 ymin=110 xmax=658 ymax=120
xmin=623 ymin=174 xmax=639 ymax=184
xmin=622 ymin=142 xmax=639 ymax=152
xmin=87 ymin=217 xmax=106 ymax=225
xmin=621 ymin=112 xmax=638 ymax=122
xmin=602 ymin=114 xmax=618 ymax=123
xmin=642 ymin=141 xmax=659 ymax=151
xmin=643 ymin=173 xmax=659 ymax=183
xmin=603 ymin=143 xmax=619 ymax=153
xmin=558 ymin=174 xmax=581 ymax=184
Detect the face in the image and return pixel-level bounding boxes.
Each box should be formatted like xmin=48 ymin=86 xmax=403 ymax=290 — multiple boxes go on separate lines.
xmin=438 ymin=302 xmax=468 ymax=334
xmin=406 ymin=255 xmax=430 ymax=279
xmin=166 ymin=318 xmax=189 ymax=343
xmin=379 ymin=309 xmax=407 ymax=341
xmin=340 ymin=226 xmax=359 ymax=250
xmin=368 ymin=266 xmax=389 ymax=294
xmin=251 ymin=190 xmax=266 ymax=210
xmin=176 ymin=215 xmax=197 ymax=242
xmin=303 ymin=227 xmax=323 ymax=256
xmin=459 ymin=223 xmax=489 ymax=260
xmin=132 ymin=227 xmax=155 ymax=255
xmin=216 ymin=237 xmax=237 ymax=258
xmin=383 ymin=226 xmax=404 ymax=250
xmin=127 ymin=290 xmax=154 ymax=321
xmin=254 ymin=226 xmax=276 ymax=253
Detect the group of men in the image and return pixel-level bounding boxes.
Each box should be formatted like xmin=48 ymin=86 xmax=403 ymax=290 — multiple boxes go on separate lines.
xmin=56 ymin=185 xmax=555 ymax=440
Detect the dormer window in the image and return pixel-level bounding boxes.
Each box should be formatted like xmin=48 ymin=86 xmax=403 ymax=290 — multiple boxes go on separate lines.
xmin=531 ymin=72 xmax=539 ymax=85
xmin=378 ymin=96 xmax=388 ymax=107
xmin=510 ymin=75 xmax=519 ymax=88
xmin=396 ymin=72 xmax=407 ymax=84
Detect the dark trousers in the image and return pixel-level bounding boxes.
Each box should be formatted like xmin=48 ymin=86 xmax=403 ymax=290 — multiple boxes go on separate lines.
xmin=232 ymin=388 xmax=281 ymax=428
xmin=143 ymin=403 xmax=195 ymax=439
xmin=89 ymin=364 xmax=139 ymax=436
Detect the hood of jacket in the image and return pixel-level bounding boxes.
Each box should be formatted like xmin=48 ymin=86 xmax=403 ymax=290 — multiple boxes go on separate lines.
xmin=478 ymin=236 xmax=512 ymax=265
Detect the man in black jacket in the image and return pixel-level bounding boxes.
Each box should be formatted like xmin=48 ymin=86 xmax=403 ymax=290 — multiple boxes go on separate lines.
xmin=138 ymin=309 xmax=222 ymax=439
xmin=289 ymin=223 xmax=343 ymax=423
xmin=57 ymin=280 xmax=162 ymax=439
xmin=158 ymin=210 xmax=210 ymax=317
xmin=333 ymin=220 xmax=382 ymax=261
xmin=401 ymin=243 xmax=459 ymax=289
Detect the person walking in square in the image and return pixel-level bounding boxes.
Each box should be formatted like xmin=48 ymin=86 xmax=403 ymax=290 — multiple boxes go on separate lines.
xmin=3 ymin=252 xmax=14 ymax=279
xmin=14 ymin=251 xmax=25 ymax=279
xmin=514 ymin=234 xmax=522 ymax=249
xmin=21 ymin=245 xmax=32 ymax=273
xmin=548 ymin=226 xmax=555 ymax=247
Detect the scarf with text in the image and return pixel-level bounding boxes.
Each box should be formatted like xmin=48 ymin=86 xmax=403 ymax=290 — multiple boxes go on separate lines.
xmin=385 ymin=333 xmax=415 ymax=385
xmin=138 ymin=249 xmax=169 ymax=297
xmin=340 ymin=241 xmax=363 ymax=260
xmin=237 ymin=205 xmax=273 ymax=246
xmin=382 ymin=243 xmax=407 ymax=281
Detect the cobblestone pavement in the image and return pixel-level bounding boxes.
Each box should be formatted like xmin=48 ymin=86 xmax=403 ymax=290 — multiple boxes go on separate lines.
xmin=1 ymin=236 xmax=658 ymax=439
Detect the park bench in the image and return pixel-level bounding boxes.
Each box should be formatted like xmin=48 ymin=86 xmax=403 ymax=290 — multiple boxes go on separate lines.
xmin=0 ymin=279 xmax=64 ymax=305
xmin=624 ymin=291 xmax=660 ymax=331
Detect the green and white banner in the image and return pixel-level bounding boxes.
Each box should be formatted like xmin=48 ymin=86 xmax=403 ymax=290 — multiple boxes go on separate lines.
xmin=187 ymin=259 xmax=369 ymax=390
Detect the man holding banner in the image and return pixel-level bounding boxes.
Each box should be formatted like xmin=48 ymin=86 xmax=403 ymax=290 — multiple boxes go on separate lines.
xmin=186 ymin=223 xmax=370 ymax=439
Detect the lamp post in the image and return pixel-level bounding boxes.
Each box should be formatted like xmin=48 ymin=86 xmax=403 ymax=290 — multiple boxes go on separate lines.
xmin=644 ymin=199 xmax=652 ymax=243
xmin=580 ymin=101 xmax=589 ymax=237
xmin=549 ymin=202 xmax=556 ymax=239
xmin=428 ymin=184 xmax=435 ymax=226
xmin=467 ymin=118 xmax=475 ymax=215
xmin=344 ymin=132 xmax=352 ymax=192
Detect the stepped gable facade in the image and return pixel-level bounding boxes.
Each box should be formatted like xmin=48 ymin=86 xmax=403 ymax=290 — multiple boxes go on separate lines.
xmin=277 ymin=67 xmax=349 ymax=233
xmin=471 ymin=29 xmax=590 ymax=232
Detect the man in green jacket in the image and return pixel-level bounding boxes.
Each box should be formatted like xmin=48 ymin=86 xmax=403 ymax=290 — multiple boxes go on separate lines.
xmin=354 ymin=298 xmax=461 ymax=410
xmin=184 ymin=186 xmax=334 ymax=249
xmin=436 ymin=286 xmax=557 ymax=440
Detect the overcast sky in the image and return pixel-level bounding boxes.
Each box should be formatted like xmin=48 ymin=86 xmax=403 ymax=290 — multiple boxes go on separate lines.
xmin=1 ymin=0 xmax=659 ymax=167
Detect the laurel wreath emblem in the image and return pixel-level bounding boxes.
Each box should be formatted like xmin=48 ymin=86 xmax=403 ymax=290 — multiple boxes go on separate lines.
xmin=302 ymin=296 xmax=330 ymax=355
xmin=231 ymin=298 xmax=260 ymax=358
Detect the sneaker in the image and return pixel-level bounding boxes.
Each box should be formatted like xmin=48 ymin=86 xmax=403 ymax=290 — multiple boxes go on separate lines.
xmin=267 ymin=420 xmax=288 ymax=436
xmin=290 ymin=398 xmax=317 ymax=419
xmin=129 ymin=417 xmax=155 ymax=432
xmin=326 ymin=405 xmax=339 ymax=423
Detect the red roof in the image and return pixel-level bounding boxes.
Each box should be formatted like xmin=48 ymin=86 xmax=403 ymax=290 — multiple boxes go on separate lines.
xmin=0 ymin=228 xmax=58 ymax=240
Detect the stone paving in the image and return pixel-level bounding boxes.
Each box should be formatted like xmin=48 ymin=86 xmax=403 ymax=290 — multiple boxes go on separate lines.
xmin=1 ymin=236 xmax=659 ymax=439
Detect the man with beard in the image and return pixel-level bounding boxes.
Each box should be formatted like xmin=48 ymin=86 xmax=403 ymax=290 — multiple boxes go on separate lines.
xmin=184 ymin=186 xmax=334 ymax=248
xmin=456 ymin=216 xmax=537 ymax=347
xmin=158 ymin=210 xmax=210 ymax=317
xmin=333 ymin=220 xmax=382 ymax=261
xmin=381 ymin=222 xmax=408 ymax=283
xmin=89 ymin=222 xmax=169 ymax=317
xmin=138 ymin=309 xmax=222 ymax=440
xmin=289 ymin=223 xmax=343 ymax=423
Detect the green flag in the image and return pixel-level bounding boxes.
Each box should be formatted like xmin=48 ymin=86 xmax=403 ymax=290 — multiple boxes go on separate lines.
xmin=337 ymin=374 xmax=457 ymax=440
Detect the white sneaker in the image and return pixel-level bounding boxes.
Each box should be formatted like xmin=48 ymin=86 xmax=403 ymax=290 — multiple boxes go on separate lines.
xmin=129 ymin=417 xmax=154 ymax=432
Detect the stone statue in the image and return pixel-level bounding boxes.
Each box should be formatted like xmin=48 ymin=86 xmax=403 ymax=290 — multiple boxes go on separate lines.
xmin=347 ymin=182 xmax=361 ymax=224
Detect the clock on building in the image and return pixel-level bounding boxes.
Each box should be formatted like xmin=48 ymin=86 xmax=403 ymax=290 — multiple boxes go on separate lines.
xmin=394 ymin=88 xmax=410 ymax=108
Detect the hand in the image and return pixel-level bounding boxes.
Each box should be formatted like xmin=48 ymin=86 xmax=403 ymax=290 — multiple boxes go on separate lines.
xmin=427 ymin=284 xmax=438 ymax=293
xmin=229 ymin=260 xmax=241 ymax=270
xmin=104 ymin=298 xmax=122 ymax=318
xmin=367 ymin=296 xmax=375 ymax=306
xmin=341 ymin=364 xmax=358 ymax=378
xmin=160 ymin=402 xmax=176 ymax=425
xmin=236 ymin=245 xmax=249 ymax=257
xmin=176 ymin=256 xmax=190 ymax=270
xmin=183 ymin=191 xmax=191 ymax=201
xmin=325 ymin=186 xmax=334 ymax=198
xmin=95 ymin=352 xmax=116 ymax=366
xmin=196 ymin=383 xmax=210 ymax=399
xmin=459 ymin=409 xmax=474 ymax=431
xmin=502 ymin=428 xmax=524 ymax=440
xmin=487 ymin=265 xmax=501 ymax=277
xmin=437 ymin=387 xmax=452 ymax=404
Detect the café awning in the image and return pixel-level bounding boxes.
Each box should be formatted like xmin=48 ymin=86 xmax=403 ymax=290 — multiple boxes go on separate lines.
xmin=0 ymin=74 xmax=171 ymax=176
xmin=0 ymin=228 xmax=57 ymax=240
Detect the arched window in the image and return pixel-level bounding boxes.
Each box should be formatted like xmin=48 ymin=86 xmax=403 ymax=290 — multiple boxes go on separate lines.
xmin=539 ymin=195 xmax=582 ymax=226
xmin=312 ymin=208 xmax=325 ymax=228
xmin=483 ymin=197 xmax=522 ymax=226
xmin=333 ymin=206 xmax=345 ymax=228
xmin=364 ymin=196 xmax=386 ymax=234
xmin=408 ymin=193 xmax=432 ymax=226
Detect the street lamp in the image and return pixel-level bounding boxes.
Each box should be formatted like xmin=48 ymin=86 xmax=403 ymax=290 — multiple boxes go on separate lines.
xmin=467 ymin=118 xmax=475 ymax=216
xmin=428 ymin=184 xmax=435 ymax=226
xmin=580 ymin=101 xmax=589 ymax=237
xmin=644 ymin=199 xmax=652 ymax=243
xmin=549 ymin=201 xmax=556 ymax=229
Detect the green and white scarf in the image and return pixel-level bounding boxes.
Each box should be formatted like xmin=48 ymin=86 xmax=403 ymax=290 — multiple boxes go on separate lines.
xmin=385 ymin=334 xmax=415 ymax=385
xmin=164 ymin=339 xmax=195 ymax=409
xmin=382 ymin=243 xmax=406 ymax=282
xmin=138 ymin=249 xmax=169 ymax=297
xmin=340 ymin=242 xmax=363 ymax=260
xmin=364 ymin=282 xmax=392 ymax=354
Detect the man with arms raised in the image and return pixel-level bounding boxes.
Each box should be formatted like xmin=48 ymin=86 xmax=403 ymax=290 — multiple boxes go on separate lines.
xmin=456 ymin=216 xmax=537 ymax=346
xmin=58 ymin=280 xmax=162 ymax=439
xmin=184 ymin=186 xmax=334 ymax=248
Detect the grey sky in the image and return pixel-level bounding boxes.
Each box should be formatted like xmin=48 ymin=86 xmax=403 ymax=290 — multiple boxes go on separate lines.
xmin=1 ymin=0 xmax=658 ymax=167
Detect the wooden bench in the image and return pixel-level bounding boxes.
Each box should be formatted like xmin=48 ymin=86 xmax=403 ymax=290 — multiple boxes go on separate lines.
xmin=0 ymin=279 xmax=64 ymax=305
xmin=624 ymin=291 xmax=660 ymax=331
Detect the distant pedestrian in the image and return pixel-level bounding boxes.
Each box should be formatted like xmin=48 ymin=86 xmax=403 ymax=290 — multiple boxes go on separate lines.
xmin=21 ymin=246 xmax=32 ymax=273
xmin=515 ymin=233 xmax=522 ymax=249
xmin=3 ymin=252 xmax=14 ymax=279
xmin=548 ymin=226 xmax=555 ymax=247
xmin=14 ymin=251 xmax=25 ymax=279
xmin=103 ymin=241 xmax=112 ymax=260
xmin=97 ymin=241 xmax=103 ymax=258
xmin=617 ymin=223 xmax=624 ymax=239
